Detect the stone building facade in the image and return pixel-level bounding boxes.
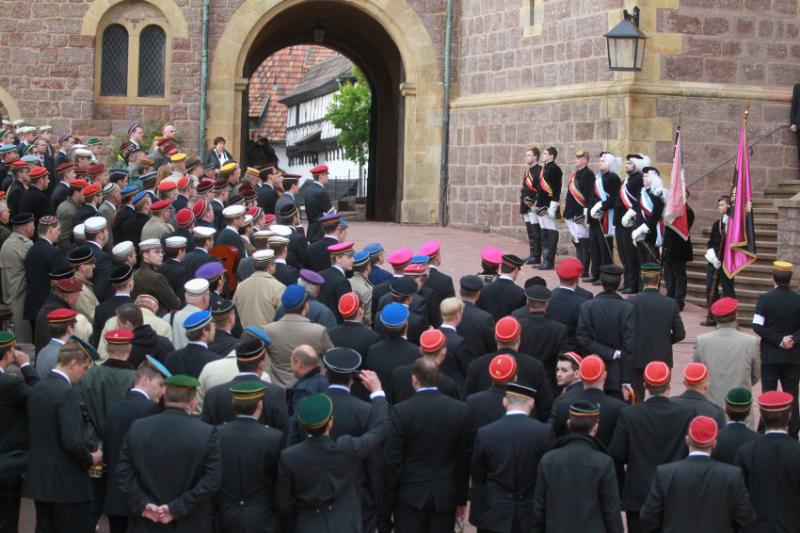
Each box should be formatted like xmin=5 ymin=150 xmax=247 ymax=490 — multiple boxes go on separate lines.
xmin=0 ymin=0 xmax=797 ymax=236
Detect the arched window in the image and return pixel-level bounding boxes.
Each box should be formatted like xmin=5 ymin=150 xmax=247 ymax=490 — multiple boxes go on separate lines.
xmin=138 ymin=25 xmax=166 ymax=97
xmin=100 ymin=24 xmax=129 ymax=96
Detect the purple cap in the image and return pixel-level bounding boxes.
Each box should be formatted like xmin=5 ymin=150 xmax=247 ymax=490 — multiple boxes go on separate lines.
xmin=196 ymin=261 xmax=224 ymax=280
xmin=299 ymin=268 xmax=325 ymax=286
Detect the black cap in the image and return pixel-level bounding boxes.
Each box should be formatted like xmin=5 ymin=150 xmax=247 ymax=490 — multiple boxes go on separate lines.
xmin=10 ymin=212 xmax=34 ymax=226
xmin=211 ymin=298 xmax=234 ymax=315
xmin=525 ymin=285 xmax=552 ymax=302
xmin=459 ymin=275 xmax=483 ymax=293
xmin=642 ymin=166 xmax=659 ymax=175
xmin=505 ymin=382 xmax=537 ymax=399
xmin=524 ymin=276 xmax=547 ymax=289
xmin=600 ymin=264 xmax=624 ymax=276
xmin=227 ymin=194 xmax=243 ymax=206
xmin=49 ymin=265 xmax=75 ymax=280
xmin=569 ymin=400 xmax=601 ymax=417
xmin=279 ymin=203 xmax=298 ymax=219
xmin=502 ymin=254 xmax=524 ymax=268
xmin=322 ymin=347 xmax=362 ymax=374
xmin=390 ymin=276 xmax=418 ymax=298
xmin=236 ymin=338 xmax=266 ymax=361
xmin=110 ymin=264 xmax=133 ymax=284
xmin=67 ymin=245 xmax=94 ymax=265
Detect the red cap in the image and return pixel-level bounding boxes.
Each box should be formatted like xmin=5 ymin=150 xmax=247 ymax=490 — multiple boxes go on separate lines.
xmin=338 ymin=292 xmax=360 ymax=319
xmin=688 ymin=416 xmax=718 ymax=446
xmin=683 ymin=362 xmax=709 ymax=385
xmin=757 ymin=390 xmax=794 ymax=412
xmin=197 ymin=178 xmax=214 ymax=193
xmin=53 ymin=277 xmax=83 ymax=293
xmin=57 ymin=162 xmax=74 ymax=173
xmin=579 ymin=355 xmax=605 ymax=383
xmin=30 ymin=166 xmax=48 ymax=178
xmin=310 ymin=164 xmax=328 ymax=175
xmin=263 ymin=213 xmax=276 ymax=226
xmin=387 ymin=247 xmax=414 ymax=268
xmin=480 ymin=247 xmax=503 ymax=266
xmin=494 ymin=316 xmax=521 ymax=343
xmin=157 ymin=180 xmax=177 ymax=191
xmin=105 ymin=329 xmax=135 ymax=344
xmin=150 ymin=199 xmax=172 ymax=212
xmin=418 ymin=240 xmax=441 ymax=258
xmin=82 ymin=183 xmax=101 ymax=199
xmin=70 ymin=179 xmax=89 ymax=189
xmin=175 ymin=208 xmax=195 ymax=227
xmin=488 ymin=354 xmax=517 ymax=383
xmin=87 ymin=163 xmax=105 ymax=175
xmin=0 ymin=191 xmax=5 ymax=200
xmin=556 ymin=257 xmax=583 ymax=281
xmin=192 ymin=198 xmax=208 ymax=217
xmin=176 ymin=175 xmax=190 ymax=189
xmin=246 ymin=206 xmax=262 ymax=219
xmin=643 ymin=361 xmax=671 ymax=387
xmin=710 ymin=297 xmax=738 ymax=318
xmin=419 ymin=329 xmax=446 ymax=353
xmin=403 ymin=263 xmax=427 ymax=275
xmin=47 ymin=308 xmax=78 ymax=323
xmin=10 ymin=160 xmax=28 ymax=169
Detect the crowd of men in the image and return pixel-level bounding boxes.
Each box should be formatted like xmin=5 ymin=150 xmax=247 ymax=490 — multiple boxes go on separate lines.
xmin=0 ymin=119 xmax=799 ymax=533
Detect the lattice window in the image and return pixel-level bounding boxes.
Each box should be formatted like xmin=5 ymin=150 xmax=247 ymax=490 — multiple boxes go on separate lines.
xmin=138 ymin=25 xmax=166 ymax=97
xmin=100 ymin=24 xmax=129 ymax=96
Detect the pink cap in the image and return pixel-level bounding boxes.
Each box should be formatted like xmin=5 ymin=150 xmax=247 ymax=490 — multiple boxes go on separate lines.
xmin=418 ymin=240 xmax=441 ymax=258
xmin=387 ymin=247 xmax=414 ymax=267
xmin=480 ymin=246 xmax=504 ymax=266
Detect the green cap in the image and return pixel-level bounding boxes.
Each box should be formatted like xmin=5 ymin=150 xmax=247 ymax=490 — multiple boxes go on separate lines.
xmin=725 ymin=387 xmax=753 ymax=411
xmin=229 ymin=380 xmax=266 ymax=400
xmin=641 ymin=262 xmax=661 ymax=272
xmin=297 ymin=393 xmax=333 ymax=429
xmin=165 ymin=374 xmax=200 ymax=389
xmin=0 ymin=331 xmax=16 ymax=349
xmin=86 ymin=137 xmax=102 ymax=146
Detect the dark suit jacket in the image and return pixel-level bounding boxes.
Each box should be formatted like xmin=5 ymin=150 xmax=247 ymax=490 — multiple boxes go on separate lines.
xmin=328 ymin=321 xmax=381 ymax=360
xmin=182 ymin=249 xmax=219 ymax=280
xmin=50 ymin=182 xmax=70 ymax=214
xmin=303 ymin=182 xmax=331 ymax=243
xmin=0 ymin=364 xmax=39 ymax=453
xmin=160 ymin=258 xmax=188 ymax=304
xmin=215 ymin=416 xmax=284 ymax=533
xmin=712 ymin=422 xmax=761 ymax=465
xmin=478 ymin=277 xmax=527 ymax=321
xmin=609 ymin=396 xmax=694 ymax=511
xmin=546 ymin=286 xmax=593 ymax=353
xmin=286 ymin=227 xmax=308 ymax=270
xmin=23 ymin=371 xmax=93 ymax=503
xmin=257 ymin=183 xmax=279 ymax=214
xmin=204 ymin=148 xmax=233 ymax=169
xmin=439 ymin=325 xmax=469 ymax=386
xmin=304 ymin=235 xmax=338 ymax=272
xmin=384 ymin=390 xmax=473 ymax=511
xmin=518 ymin=313 xmax=568 ymax=391
xmin=628 ymin=288 xmax=685 ymax=369
xmin=466 ymin=385 xmax=508 ymax=429
xmin=207 ymin=329 xmax=238 ymax=357
xmin=18 ymin=186 xmax=52 ymax=226
xmin=165 ymin=343 xmax=221 ymax=379
xmin=201 ymin=374 xmax=289 ymax=437
xmin=102 ymin=389 xmax=160 ymax=516
xmin=640 ymin=454 xmax=755 ymax=532
xmin=423 ymin=267 xmax=455 ymax=327
xmin=215 ymin=227 xmax=245 ymax=259
xmin=388 ymin=364 xmax=460 ymax=404
xmin=458 ymin=300 xmax=497 ymax=363
xmin=671 ymin=389 xmax=726 ymax=428
xmin=116 ymin=409 xmax=221 ymax=532
xmin=120 ymin=211 xmax=151 ymax=248
xmin=365 ymin=336 xmax=420 ymax=390
xmin=88 ymin=241 xmax=114 ymax=301
xmin=73 ymin=203 xmax=100 ymax=227
xmin=274 ymin=261 xmax=299 ymax=286
xmin=34 ymin=293 xmax=70 ymax=354
xmin=791 ymin=83 xmax=800 ymax=125
xmin=130 ymin=325 xmax=174 ymax=368
xmin=552 ymin=387 xmax=625 ymax=447
xmin=318 ymin=266 xmax=352 ymax=323
xmin=23 ymin=237 xmax=68 ymax=321
xmin=753 ymin=286 xmax=800 ymax=365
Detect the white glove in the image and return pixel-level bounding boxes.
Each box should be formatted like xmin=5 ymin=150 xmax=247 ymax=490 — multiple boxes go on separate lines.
xmin=631 ymin=224 xmax=648 ymax=243
xmin=590 ymin=202 xmax=603 ymax=220
xmin=635 ymin=223 xmax=649 ymax=236
xmin=713 ymin=258 xmax=722 ymax=270
xmin=582 ymin=208 xmax=589 ymax=225
xmin=722 ymin=214 xmax=729 ymax=226
xmin=704 ymin=248 xmax=717 ymax=265
xmin=622 ymin=208 xmax=636 ymax=228
xmin=547 ymin=201 xmax=559 ymax=219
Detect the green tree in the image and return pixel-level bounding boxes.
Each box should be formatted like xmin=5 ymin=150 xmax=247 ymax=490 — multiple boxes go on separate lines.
xmin=326 ymin=66 xmax=371 ymax=166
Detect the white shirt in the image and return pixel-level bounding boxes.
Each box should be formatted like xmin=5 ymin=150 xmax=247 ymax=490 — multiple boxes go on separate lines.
xmin=52 ymin=368 xmax=71 ymax=384
xmin=499 ymin=274 xmax=514 ymax=282
xmin=416 ymin=387 xmax=438 ymax=393
xmin=275 ymin=258 xmax=286 ymax=265
xmin=688 ymin=450 xmax=711 ymax=457
xmin=216 ymin=150 xmax=229 ymax=166
xmin=328 ymin=384 xmax=350 ymax=393
xmin=558 ymin=285 xmax=576 ymax=292
xmin=333 ymin=265 xmax=345 ymax=276
xmin=765 ymin=429 xmax=789 ymax=435
xmin=131 ymin=387 xmax=150 ymax=400
xmin=188 ymin=341 xmax=208 ymax=349
xmin=506 ymin=410 xmax=528 ymax=416
xmin=440 ymin=323 xmax=456 ymax=331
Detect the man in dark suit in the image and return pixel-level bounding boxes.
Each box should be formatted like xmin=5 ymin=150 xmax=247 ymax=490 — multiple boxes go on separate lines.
xmin=517 ymin=285 xmax=568 ymax=392
xmin=303 ymin=165 xmax=333 ymax=243
xmin=609 ymin=361 xmax=695 ymax=533
xmin=303 ymin=212 xmax=341 ymax=272
xmin=215 ymin=204 xmax=247 ymax=258
xmin=373 ymin=275 xmax=430 ymax=344
xmin=546 ymin=257 xmax=593 ymax=353
xmin=420 ymin=240 xmax=455 ymax=326
xmin=671 ymin=362 xmax=727 ymax=428
xmin=576 ymin=264 xmax=635 ymax=400
xmin=641 ymin=415 xmax=755 ymax=532
xmin=160 ymin=236 xmax=190 ymax=303
xmin=271 ymin=236 xmax=299 ymax=285
xmin=628 ymin=263 xmax=686 ymax=399
xmin=318 ymin=242 xmax=354 ymax=323
xmin=457 ymin=275 xmax=497 ymax=363
xmin=736 ymin=390 xmax=800 ymax=531
xmin=752 ymin=261 xmax=800 ymax=437
xmin=257 ymin=168 xmax=279 ymax=214
xmin=183 ymin=226 xmax=219 ymax=279
xmin=0 ymin=332 xmax=39 ymax=533
xmin=365 ymin=304 xmax=421 ymax=389
xmin=388 ymin=329 xmax=460 ymax=404
xmin=207 ymin=299 xmax=239 ymax=356
xmin=18 ymin=166 xmax=52 ymax=226
xmin=713 ymin=387 xmax=761 ymax=465
xmin=478 ymin=254 xmax=527 ymax=321
xmin=438 ymin=297 xmax=470 ymax=387
xmin=470 ymin=383 xmax=553 ymax=533
xmin=276 ymin=372 xmax=389 ymax=532
xmin=465 ymin=354 xmax=517 ymax=429
xmin=23 ymin=337 xmax=103 ymax=533
xmin=327 ymin=292 xmax=381 ymax=362
xmin=92 ymin=264 xmax=134 ymax=339
xmin=201 ymin=337 xmax=289 ymax=436
xmin=215 ymin=380 xmax=284 ymax=533
xmin=165 ymin=310 xmax=220 ymax=378
xmin=384 ymin=358 xmax=473 ymax=533
xmin=464 ymin=316 xmax=553 ymax=422
xmin=23 ymin=217 xmax=68 ymax=325
xmin=116 ymin=374 xmax=221 ymax=532
xmin=790 ymin=82 xmax=800 ymax=170
xmin=102 ymin=358 xmax=166 ymax=533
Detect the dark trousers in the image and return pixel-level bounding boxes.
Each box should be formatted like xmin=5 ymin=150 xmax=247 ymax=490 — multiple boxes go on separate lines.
xmin=0 ymin=489 xmax=20 ymax=533
xmin=616 ymin=226 xmax=640 ymax=291
xmin=631 ymin=368 xmax=646 ymax=404
xmin=705 ymin=263 xmax=736 ymax=298
xmin=589 ymin=223 xmax=613 ymax=279
xmin=394 ymin=500 xmax=455 ymax=533
xmin=107 ymin=515 xmax=128 ymax=533
xmin=664 ymin=260 xmax=687 ymax=306
xmin=33 ymin=500 xmax=92 ymax=533
xmin=525 ymin=222 xmax=542 ymax=262
xmin=761 ymin=363 xmax=800 ymax=437
xmin=626 ymin=511 xmax=647 ymax=533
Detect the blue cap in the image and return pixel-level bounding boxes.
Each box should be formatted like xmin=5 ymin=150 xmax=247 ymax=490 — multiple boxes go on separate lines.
xmin=281 ymin=284 xmax=307 ymax=310
xmin=21 ymin=155 xmax=38 ymax=164
xmin=183 ymin=310 xmax=212 ymax=332
xmin=121 ymin=184 xmax=139 ymax=197
xmin=364 ymin=243 xmax=383 ymax=256
xmin=380 ymin=303 xmax=409 ymax=327
xmin=132 ymin=190 xmax=152 ymax=204
xmin=244 ymin=326 xmax=272 ymax=346
xmin=140 ymin=171 xmax=157 ymax=183
xmin=339 ymin=217 xmax=348 ymax=228
xmin=353 ymin=250 xmax=370 ymax=267
xmin=0 ymin=144 xmax=16 ymax=154
xmin=196 ymin=261 xmax=224 ymax=280
xmin=109 ymin=168 xmax=129 ymax=176
xmin=411 ymin=255 xmax=429 ymax=265
xmin=145 ymin=354 xmax=172 ymax=378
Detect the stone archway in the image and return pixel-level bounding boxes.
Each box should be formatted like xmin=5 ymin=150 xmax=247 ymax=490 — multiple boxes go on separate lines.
xmin=207 ymin=0 xmax=442 ymax=223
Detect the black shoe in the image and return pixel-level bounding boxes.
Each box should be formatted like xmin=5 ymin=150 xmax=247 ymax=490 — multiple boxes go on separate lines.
xmin=700 ymin=320 xmax=716 ymax=327
xmin=581 ymin=275 xmax=593 ymax=282
xmin=525 ymin=256 xmax=541 ymax=265
xmin=591 ymin=279 xmax=602 ymax=286
xmin=620 ymin=287 xmax=635 ymax=295
xmin=537 ymin=262 xmax=554 ymax=270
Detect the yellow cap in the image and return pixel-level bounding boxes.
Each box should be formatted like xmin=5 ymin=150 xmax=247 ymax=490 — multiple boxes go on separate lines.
xmin=773 ymin=261 xmax=793 ymax=272
xmin=153 ymin=135 xmax=165 ymax=142
xmin=220 ymin=162 xmax=237 ymax=175
xmin=246 ymin=166 xmax=260 ymax=176
xmin=170 ymin=152 xmax=187 ymax=163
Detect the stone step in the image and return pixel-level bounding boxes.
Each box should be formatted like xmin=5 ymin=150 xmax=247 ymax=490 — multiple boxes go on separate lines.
xmin=699 ymin=228 xmax=777 ymax=239
xmin=686 ymin=269 xmax=774 ymax=288
xmin=687 ymin=260 xmax=777 ymax=274
xmin=764 ymin=189 xmax=798 ymax=199
xmin=778 ymin=180 xmax=800 ymax=187
xmin=752 ymin=207 xmax=778 ymax=217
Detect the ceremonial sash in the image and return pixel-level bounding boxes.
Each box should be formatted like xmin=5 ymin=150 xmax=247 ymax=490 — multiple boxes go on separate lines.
xmin=539 ymin=167 xmax=553 ymax=196
xmin=523 ymin=169 xmax=537 ymax=192
xmin=619 ymin=181 xmax=635 ymax=210
xmin=568 ymin=173 xmax=586 ymax=207
xmin=595 ymin=174 xmax=610 ymax=234
xmin=640 ymin=189 xmax=654 ymax=218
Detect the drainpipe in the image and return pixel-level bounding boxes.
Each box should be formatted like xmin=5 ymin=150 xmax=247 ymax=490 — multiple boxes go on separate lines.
xmin=198 ymin=0 xmax=210 ymax=156
xmin=438 ymin=0 xmax=454 ymax=226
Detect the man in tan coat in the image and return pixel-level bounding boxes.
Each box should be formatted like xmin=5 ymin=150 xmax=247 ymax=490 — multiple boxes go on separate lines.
xmin=0 ymin=213 xmax=35 ymax=342
xmin=140 ymin=198 xmax=174 ymax=242
xmin=349 ymin=250 xmax=374 ymax=326
xmin=693 ymin=297 xmax=760 ymax=428
xmin=232 ymin=249 xmax=285 ymax=327
xmin=263 ymin=284 xmax=332 ymax=387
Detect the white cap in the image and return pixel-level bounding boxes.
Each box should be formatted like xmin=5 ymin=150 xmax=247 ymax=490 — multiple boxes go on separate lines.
xmin=17 ymin=126 xmax=34 ymax=134
xmin=267 ymin=235 xmax=289 ymax=245
xmin=184 ymin=278 xmax=210 ymax=295
xmin=252 ymin=230 xmax=273 ymax=241
xmin=73 ymin=148 xmax=92 ymax=158
xmin=112 ymin=241 xmax=134 ymax=258
xmin=12 ymin=119 xmax=25 ymax=127
xmin=1 ymin=120 xmax=10 ymax=126
xmin=71 ymin=144 xmax=87 ymax=151
xmin=192 ymin=226 xmax=216 ymax=238
xmin=102 ymin=183 xmax=117 ymax=195
xmin=73 ymin=223 xmax=85 ymax=239
xmin=269 ymin=224 xmax=292 ymax=237
xmin=243 ymin=214 xmax=253 ymax=226
xmin=165 ymin=236 xmax=187 ymax=248
xmin=84 ymin=216 xmax=107 ymax=233
xmin=222 ymin=204 xmax=246 ymax=219
xmin=139 ymin=238 xmax=161 ymax=251
xmin=39 ymin=125 xmax=53 ymax=132
xmin=252 ymin=249 xmax=275 ymax=263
